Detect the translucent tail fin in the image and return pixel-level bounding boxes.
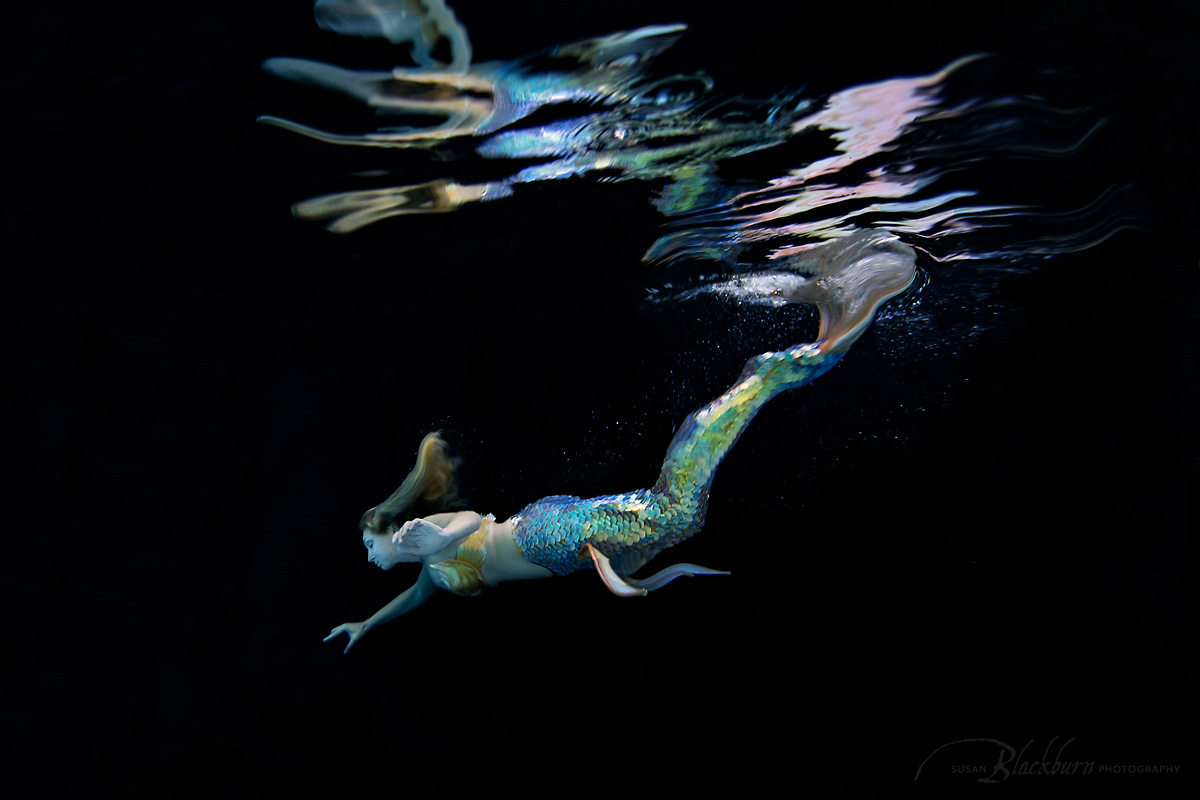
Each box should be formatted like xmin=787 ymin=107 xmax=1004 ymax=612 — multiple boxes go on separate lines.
xmin=786 ymin=230 xmax=918 ymax=355
xmin=651 ymin=230 xmax=916 ymax=501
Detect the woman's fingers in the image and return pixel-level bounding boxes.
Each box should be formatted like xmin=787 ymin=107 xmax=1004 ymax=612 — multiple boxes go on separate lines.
xmin=324 ymin=623 xmax=362 ymax=653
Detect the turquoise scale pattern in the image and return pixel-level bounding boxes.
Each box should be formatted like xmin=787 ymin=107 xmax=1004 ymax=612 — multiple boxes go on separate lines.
xmin=512 ymin=345 xmax=842 ymax=575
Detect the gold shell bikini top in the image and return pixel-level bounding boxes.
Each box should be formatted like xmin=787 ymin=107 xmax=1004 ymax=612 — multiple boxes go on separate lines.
xmin=427 ymin=515 xmax=492 ymax=596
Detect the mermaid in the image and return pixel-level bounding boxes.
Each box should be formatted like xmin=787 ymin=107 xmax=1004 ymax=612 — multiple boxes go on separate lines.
xmin=325 ymin=229 xmax=915 ymax=652
xmin=294 ymin=2 xmax=1107 ymax=652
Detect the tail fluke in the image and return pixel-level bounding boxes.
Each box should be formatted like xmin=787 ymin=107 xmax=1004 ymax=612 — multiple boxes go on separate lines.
xmin=786 ymin=231 xmax=918 ymax=355
xmin=583 ymin=543 xmax=729 ymax=597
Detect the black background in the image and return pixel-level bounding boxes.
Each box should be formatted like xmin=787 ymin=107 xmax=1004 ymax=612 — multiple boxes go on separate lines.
xmin=5 ymin=1 xmax=1196 ymax=797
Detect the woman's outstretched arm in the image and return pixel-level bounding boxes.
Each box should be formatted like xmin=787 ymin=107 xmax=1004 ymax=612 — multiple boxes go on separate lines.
xmin=323 ymin=568 xmax=438 ymax=653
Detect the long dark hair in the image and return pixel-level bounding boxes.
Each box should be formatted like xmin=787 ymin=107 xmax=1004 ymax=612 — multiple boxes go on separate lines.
xmin=359 ymin=431 xmax=465 ymax=536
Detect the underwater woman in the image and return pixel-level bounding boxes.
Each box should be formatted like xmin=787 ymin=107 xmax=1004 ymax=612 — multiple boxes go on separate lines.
xmin=326 ymin=229 xmax=916 ymax=652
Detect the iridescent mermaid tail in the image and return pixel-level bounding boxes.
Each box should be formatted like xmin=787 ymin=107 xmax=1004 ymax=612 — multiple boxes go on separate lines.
xmin=512 ymin=230 xmax=917 ymax=593
xmin=259 ymin=19 xmax=686 ymax=151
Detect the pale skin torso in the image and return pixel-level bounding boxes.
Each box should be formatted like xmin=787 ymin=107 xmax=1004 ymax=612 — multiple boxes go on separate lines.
xmin=326 ymin=510 xmax=551 ymax=652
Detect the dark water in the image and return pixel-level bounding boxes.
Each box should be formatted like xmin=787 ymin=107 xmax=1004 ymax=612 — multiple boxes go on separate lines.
xmin=5 ymin=1 xmax=1196 ymax=796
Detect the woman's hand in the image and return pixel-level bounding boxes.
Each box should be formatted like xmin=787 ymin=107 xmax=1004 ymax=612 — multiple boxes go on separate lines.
xmin=392 ymin=518 xmax=445 ymax=554
xmin=323 ymin=621 xmax=368 ymax=654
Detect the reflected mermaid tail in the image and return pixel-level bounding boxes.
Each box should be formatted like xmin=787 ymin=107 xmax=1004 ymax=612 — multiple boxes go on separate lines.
xmin=259 ymin=20 xmax=687 ymax=150
xmin=512 ymin=230 xmax=916 ymax=587
xmin=266 ymin=4 xmax=1123 ymax=268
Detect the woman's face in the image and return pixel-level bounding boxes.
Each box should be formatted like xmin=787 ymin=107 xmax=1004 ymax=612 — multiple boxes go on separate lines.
xmin=363 ymin=529 xmax=410 ymax=570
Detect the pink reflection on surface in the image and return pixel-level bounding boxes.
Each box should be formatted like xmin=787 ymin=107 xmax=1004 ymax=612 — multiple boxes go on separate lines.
xmin=732 ymin=61 xmax=974 ymax=228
